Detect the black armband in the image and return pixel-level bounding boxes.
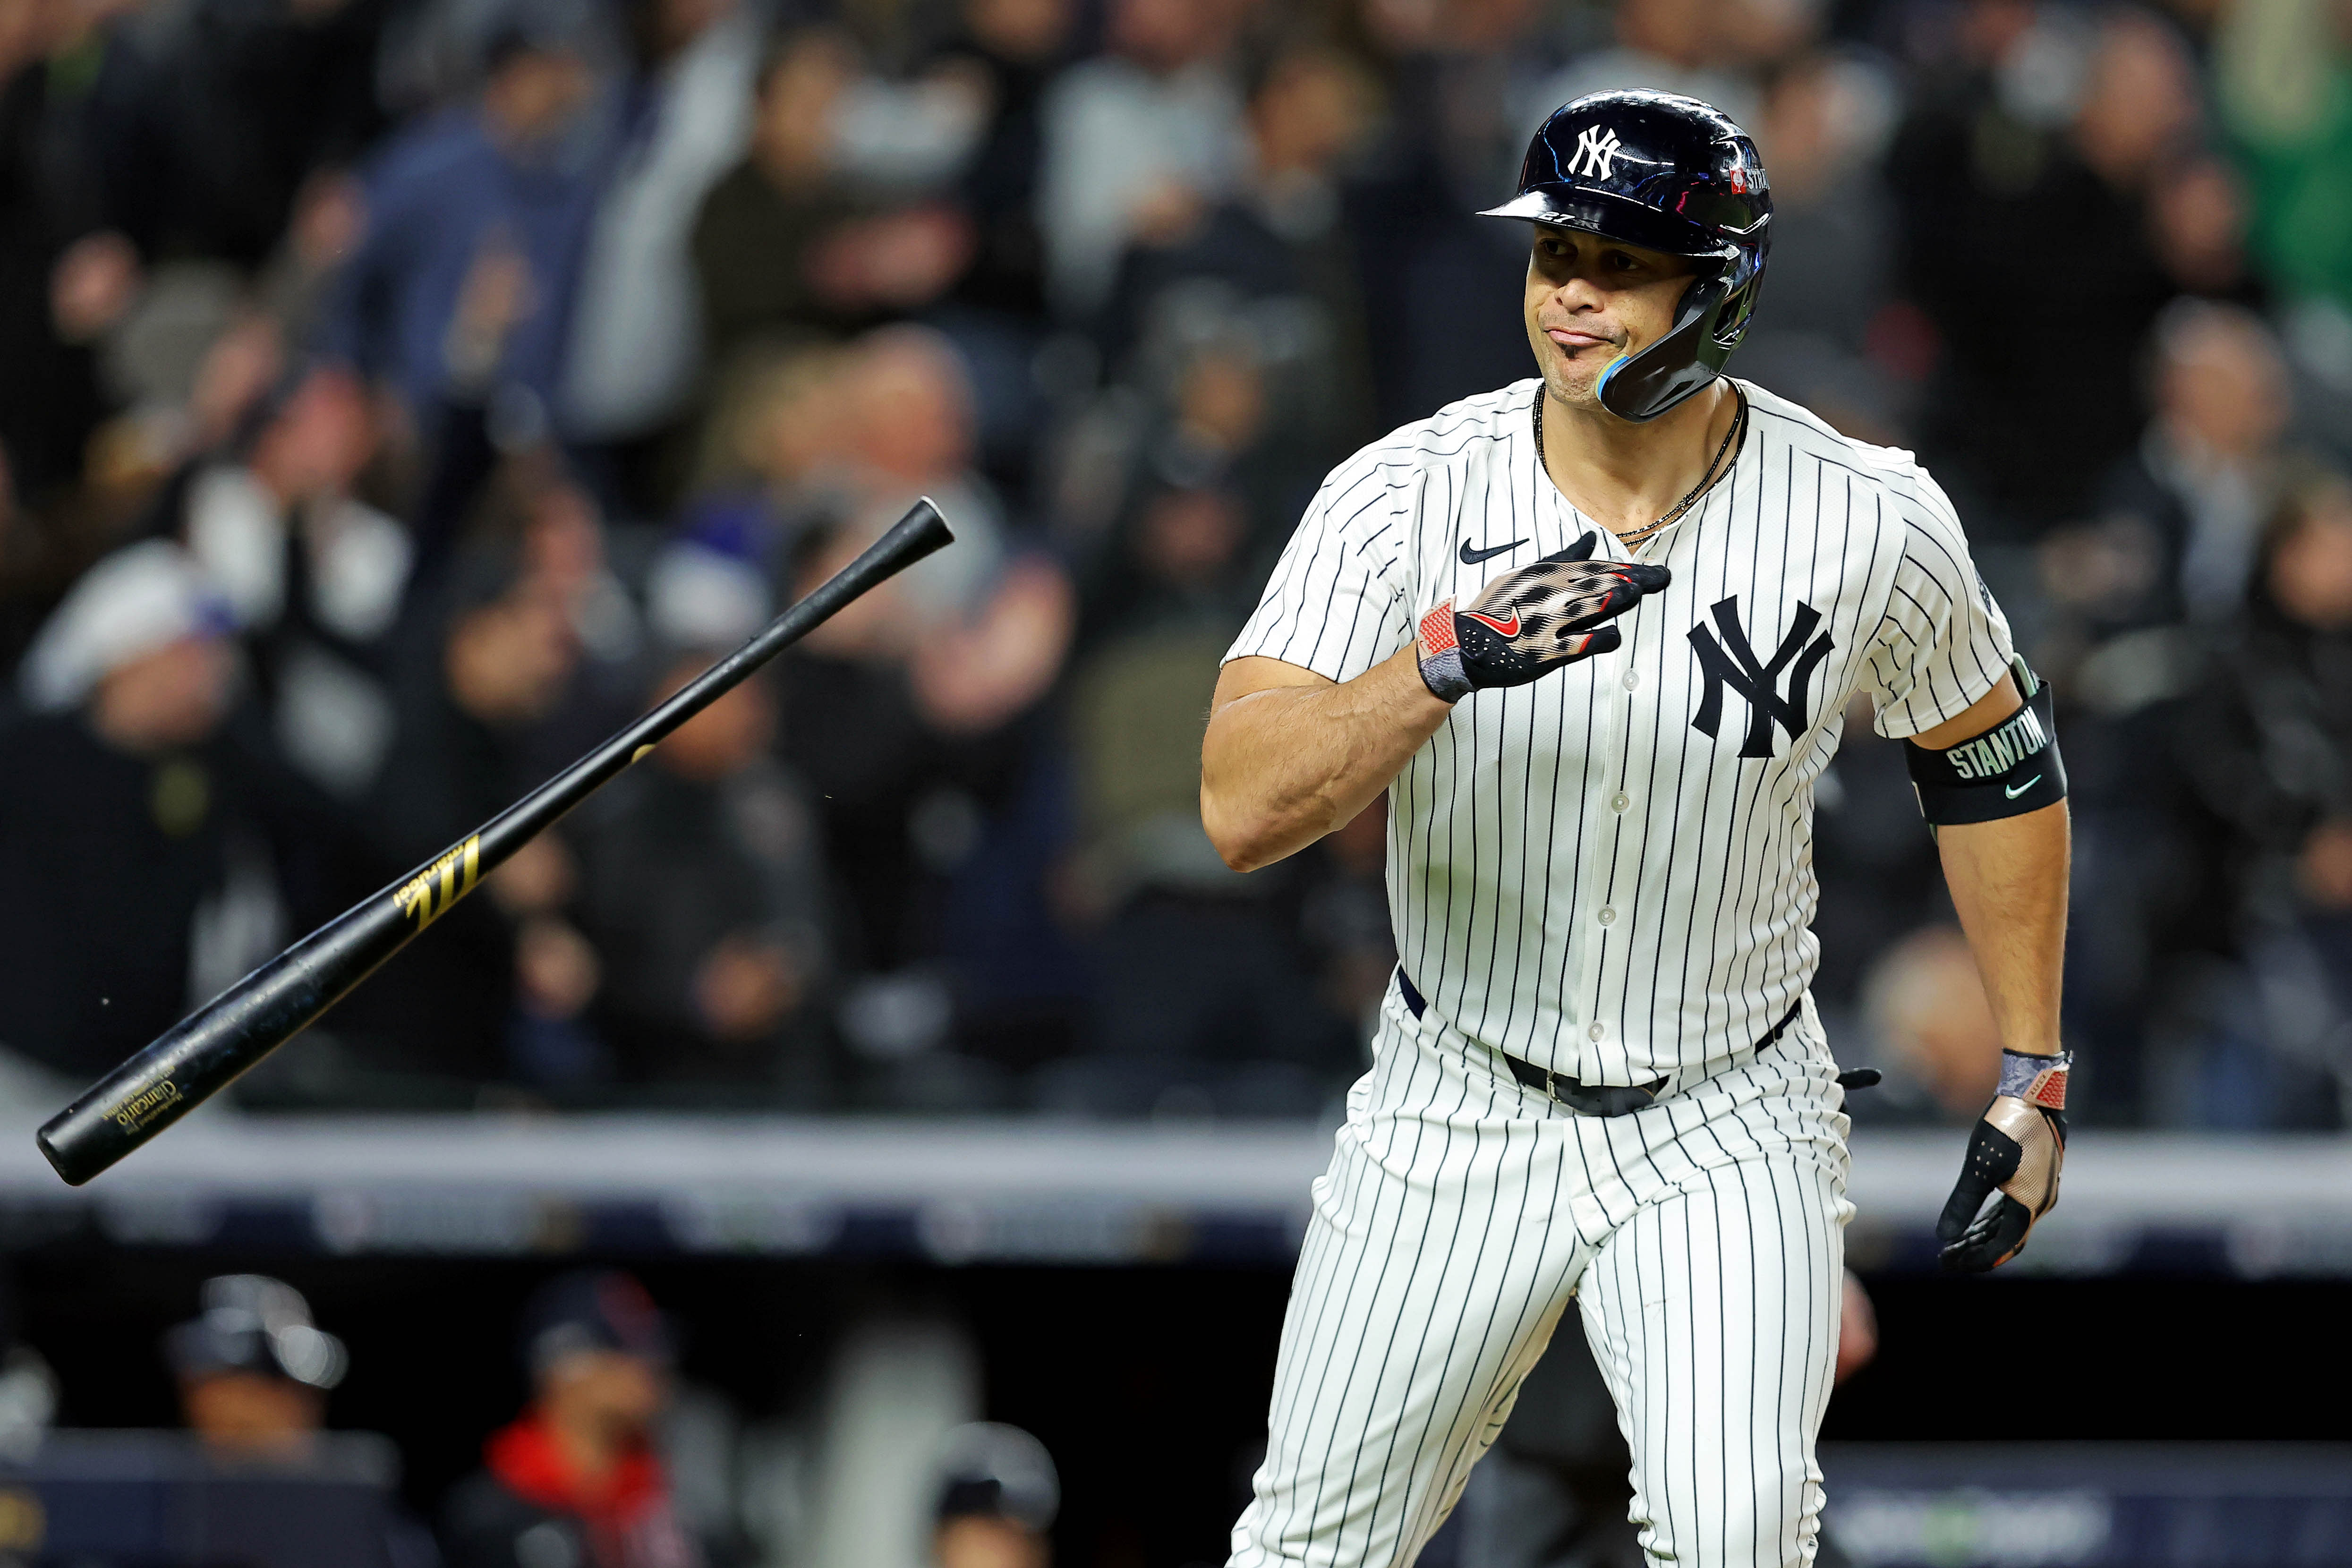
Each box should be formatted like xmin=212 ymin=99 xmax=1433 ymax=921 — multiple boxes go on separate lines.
xmin=1903 ymin=662 xmax=2067 ymax=826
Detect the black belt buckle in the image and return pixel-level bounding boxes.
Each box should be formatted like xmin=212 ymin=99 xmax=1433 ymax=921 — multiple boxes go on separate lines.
xmin=1395 ymin=969 xmax=1811 ymax=1116
xmin=1501 ymin=1053 xmax=1663 ymax=1116
xmin=1515 ymin=1062 xmax=1665 ymax=1124
xmin=1397 ymin=968 xmax=1662 ymax=1116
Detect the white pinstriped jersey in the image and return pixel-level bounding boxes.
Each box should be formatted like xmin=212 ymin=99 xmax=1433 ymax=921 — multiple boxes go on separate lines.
xmin=1227 ymin=377 xmax=2014 ymax=1081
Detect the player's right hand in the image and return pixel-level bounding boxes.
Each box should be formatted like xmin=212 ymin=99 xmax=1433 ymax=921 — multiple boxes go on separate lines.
xmin=1936 ymin=1050 xmax=2069 ymax=1272
xmin=1415 ymin=531 xmax=1670 ymax=702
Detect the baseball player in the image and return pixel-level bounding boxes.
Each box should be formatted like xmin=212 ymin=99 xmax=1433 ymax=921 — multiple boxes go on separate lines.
xmin=1200 ymin=90 xmax=2072 ymax=1568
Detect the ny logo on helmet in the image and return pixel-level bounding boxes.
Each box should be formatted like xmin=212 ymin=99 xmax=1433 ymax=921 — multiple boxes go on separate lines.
xmin=1688 ymin=597 xmax=1835 ymax=758
xmin=1568 ymin=126 xmax=1623 ymax=180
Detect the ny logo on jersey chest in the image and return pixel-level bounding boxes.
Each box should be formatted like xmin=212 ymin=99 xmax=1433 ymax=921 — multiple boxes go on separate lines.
xmin=1687 ymin=597 xmax=1835 ymax=758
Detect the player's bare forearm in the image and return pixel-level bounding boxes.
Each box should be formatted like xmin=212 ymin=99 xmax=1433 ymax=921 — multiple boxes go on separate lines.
xmin=1937 ymin=802 xmax=2069 ymax=1057
xmin=1202 ymin=649 xmax=1451 ymax=872
xmin=1912 ymin=673 xmax=2072 ymax=1272
xmin=1916 ymin=674 xmax=2070 ymax=1057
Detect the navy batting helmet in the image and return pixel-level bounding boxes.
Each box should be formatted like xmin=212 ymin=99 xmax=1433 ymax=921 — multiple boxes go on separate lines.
xmin=1482 ymin=89 xmax=1771 ymax=423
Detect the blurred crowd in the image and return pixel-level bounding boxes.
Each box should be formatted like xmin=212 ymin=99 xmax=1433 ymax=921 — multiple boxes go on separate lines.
xmin=0 ymin=1267 xmax=1062 ymax=1568
xmin=0 ymin=0 xmax=2346 ymax=1127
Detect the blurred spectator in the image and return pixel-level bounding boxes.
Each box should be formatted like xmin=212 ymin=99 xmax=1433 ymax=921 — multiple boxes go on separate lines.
xmin=571 ymin=650 xmax=832 ymax=1100
xmin=1336 ymin=0 xmax=1552 ymax=427
xmin=770 ymin=334 xmax=1074 ymax=1087
xmin=2168 ymin=467 xmax=2352 ymax=1125
xmin=692 ymin=28 xmax=861 ymax=359
xmin=1095 ymin=41 xmax=1383 ymax=455
xmin=165 ymin=1275 xmax=349 ymax=1459
xmin=775 ymin=482 xmax=1069 ymax=977
xmin=1736 ymin=49 xmax=1903 ymax=440
xmin=259 ymin=172 xmax=373 ymax=349
xmin=340 ymin=542 xmax=588 ymax=1089
xmin=0 ymin=220 xmax=122 ymax=513
xmin=327 ymin=7 xmax=612 ymax=423
xmin=0 ymin=440 xmax=69 ymax=686
xmin=2150 ymin=149 xmax=2264 ymax=305
xmin=2214 ymin=0 xmax=2352 ymax=313
xmin=828 ymin=327 xmax=1071 ymax=740
xmin=83 ymin=0 xmax=392 ymax=269
xmin=772 ymin=520 xmax=950 ymax=984
xmin=691 ymin=29 xmax=975 ymax=368
xmin=683 ymin=340 xmax=853 ymax=530
xmin=0 ymin=1271 xmax=55 ymax=1464
xmin=563 ymin=0 xmax=761 ymax=508
xmin=1064 ymin=312 xmax=1340 ymax=646
xmin=1887 ymin=4 xmax=2192 ymax=538
xmin=1855 ymin=924 xmax=2003 ymax=1122
xmin=180 ymin=362 xmax=410 ymax=799
xmin=0 ymin=542 xmax=319 ymax=1081
xmin=0 ymin=0 xmax=126 ymax=507
xmin=1062 ymin=612 xmax=1242 ymax=917
xmin=1035 ymin=0 xmax=1248 ymax=318
xmin=933 ymin=1422 xmax=1059 ymax=1568
xmin=2047 ymin=301 xmax=2294 ymax=668
xmin=1532 ymin=0 xmax=1769 ymax=134
xmin=2026 ymin=304 xmax=2301 ymax=1122
xmin=1047 ymin=602 xmax=1355 ymax=1116
xmin=162 ymin=1273 xmax=446 ymax=1564
xmin=443 ymin=1270 xmax=704 ymax=1568
xmin=932 ymin=0 xmax=1076 ymax=322
xmin=2142 ymin=302 xmax=2296 ymax=620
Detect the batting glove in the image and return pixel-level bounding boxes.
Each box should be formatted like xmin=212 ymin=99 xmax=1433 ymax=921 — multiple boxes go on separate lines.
xmin=1415 ymin=532 xmax=1671 ymax=703
xmin=1937 ymin=1049 xmax=2070 ymax=1272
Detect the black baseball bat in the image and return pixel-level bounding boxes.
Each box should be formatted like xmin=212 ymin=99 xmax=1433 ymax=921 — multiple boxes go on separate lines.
xmin=36 ymin=499 xmax=954 ymax=1185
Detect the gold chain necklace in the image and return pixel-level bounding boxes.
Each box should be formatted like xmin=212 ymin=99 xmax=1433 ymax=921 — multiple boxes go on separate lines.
xmin=1534 ymin=383 xmax=1748 ymax=550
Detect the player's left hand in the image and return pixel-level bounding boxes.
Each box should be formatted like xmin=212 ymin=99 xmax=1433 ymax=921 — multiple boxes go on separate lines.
xmin=1936 ymin=1049 xmax=2069 ymax=1272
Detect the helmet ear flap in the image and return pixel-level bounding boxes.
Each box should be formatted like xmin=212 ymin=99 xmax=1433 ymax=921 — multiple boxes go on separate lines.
xmin=1709 ymin=254 xmax=1766 ymax=351
xmin=1711 ymin=279 xmax=1758 ymax=349
xmin=1597 ymin=274 xmax=1730 ymax=422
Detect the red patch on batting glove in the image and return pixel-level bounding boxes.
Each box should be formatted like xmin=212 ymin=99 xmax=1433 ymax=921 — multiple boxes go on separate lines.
xmin=2031 ymin=1069 xmax=2068 ymax=1109
xmin=1419 ymin=602 xmax=1458 ymax=655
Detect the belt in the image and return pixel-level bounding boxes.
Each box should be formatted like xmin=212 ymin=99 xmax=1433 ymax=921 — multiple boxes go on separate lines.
xmin=1394 ymin=970 xmax=1806 ymax=1118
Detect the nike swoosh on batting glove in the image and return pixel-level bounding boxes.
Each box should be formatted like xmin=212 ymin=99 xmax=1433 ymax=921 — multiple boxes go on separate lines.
xmin=1937 ymin=1049 xmax=2070 ymax=1272
xmin=1416 ymin=531 xmax=1672 ymax=702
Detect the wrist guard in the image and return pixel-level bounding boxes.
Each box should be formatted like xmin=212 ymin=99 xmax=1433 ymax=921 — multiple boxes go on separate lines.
xmin=1904 ymin=661 xmax=2067 ymax=826
xmin=1937 ymin=1048 xmax=2070 ymax=1272
xmin=1416 ymin=531 xmax=1670 ymax=703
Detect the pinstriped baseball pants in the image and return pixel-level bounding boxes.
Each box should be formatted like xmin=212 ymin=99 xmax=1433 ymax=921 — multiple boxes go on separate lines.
xmin=1227 ymin=989 xmax=1854 ymax=1568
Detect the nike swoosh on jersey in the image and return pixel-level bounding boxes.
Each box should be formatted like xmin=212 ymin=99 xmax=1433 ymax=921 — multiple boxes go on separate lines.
xmin=1459 ymin=537 xmax=1529 ymax=564
xmin=2005 ymin=775 xmax=2043 ymax=799
xmin=1465 ymin=610 xmax=1521 ymax=638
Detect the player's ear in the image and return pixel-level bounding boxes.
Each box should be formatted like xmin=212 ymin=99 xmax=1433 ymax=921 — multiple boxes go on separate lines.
xmin=1544 ymin=530 xmax=1600 ymax=564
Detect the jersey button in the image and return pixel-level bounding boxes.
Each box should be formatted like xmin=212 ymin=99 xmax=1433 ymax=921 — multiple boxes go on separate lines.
xmin=1586 ymin=1023 xmax=1606 ymax=1042
xmin=1611 ymin=792 xmax=1630 ymax=812
xmin=1597 ymin=906 xmax=1616 ymax=926
xmin=1622 ymin=671 xmax=1640 ymax=690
